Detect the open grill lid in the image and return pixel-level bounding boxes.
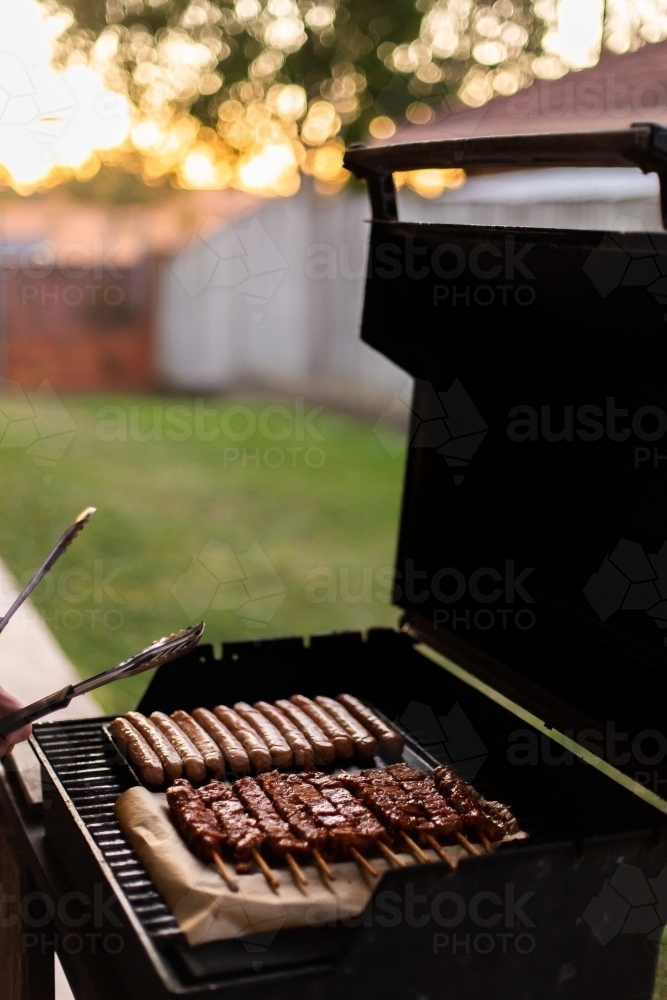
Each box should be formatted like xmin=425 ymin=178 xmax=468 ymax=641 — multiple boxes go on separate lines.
xmin=344 ymin=124 xmax=667 ymax=754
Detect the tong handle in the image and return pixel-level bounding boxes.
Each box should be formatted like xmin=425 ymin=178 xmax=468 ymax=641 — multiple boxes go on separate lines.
xmin=0 ymin=623 xmax=204 ymax=741
xmin=0 ymin=685 xmax=73 ymax=740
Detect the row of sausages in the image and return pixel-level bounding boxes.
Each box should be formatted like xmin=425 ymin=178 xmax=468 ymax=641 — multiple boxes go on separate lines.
xmin=109 ymin=694 xmax=404 ymax=788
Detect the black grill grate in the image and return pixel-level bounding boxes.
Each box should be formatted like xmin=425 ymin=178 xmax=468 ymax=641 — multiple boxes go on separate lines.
xmin=33 ymin=719 xmax=181 ymax=943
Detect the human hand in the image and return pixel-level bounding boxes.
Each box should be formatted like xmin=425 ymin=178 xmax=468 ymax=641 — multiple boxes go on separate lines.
xmin=0 ymin=686 xmax=31 ymax=755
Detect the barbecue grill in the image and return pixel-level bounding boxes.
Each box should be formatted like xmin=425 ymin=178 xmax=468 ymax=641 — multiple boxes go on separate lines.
xmin=22 ymin=124 xmax=667 ymax=999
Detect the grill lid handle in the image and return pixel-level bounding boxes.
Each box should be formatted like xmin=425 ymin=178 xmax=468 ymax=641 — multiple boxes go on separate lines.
xmin=343 ymin=122 xmax=667 ymax=223
xmin=0 ymin=622 xmax=205 ymax=741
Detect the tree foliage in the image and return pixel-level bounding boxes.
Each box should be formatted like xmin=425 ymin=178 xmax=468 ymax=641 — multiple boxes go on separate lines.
xmin=53 ymin=0 xmax=667 ymax=193
xmin=62 ymin=0 xmax=546 ymax=146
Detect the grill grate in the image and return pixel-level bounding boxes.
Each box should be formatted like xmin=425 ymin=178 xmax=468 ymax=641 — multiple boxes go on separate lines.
xmin=33 ymin=719 xmax=181 ymax=943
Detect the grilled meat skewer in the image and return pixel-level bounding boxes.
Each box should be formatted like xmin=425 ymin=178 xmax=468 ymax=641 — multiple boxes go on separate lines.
xmin=232 ymin=776 xmax=309 ymax=863
xmin=259 ymin=771 xmax=389 ymax=879
xmin=431 ymin=765 xmax=506 ymax=842
xmin=340 ymin=769 xmax=447 ymax=846
xmin=166 ymin=780 xmax=225 ymax=862
xmin=166 ymin=780 xmax=239 ymax=889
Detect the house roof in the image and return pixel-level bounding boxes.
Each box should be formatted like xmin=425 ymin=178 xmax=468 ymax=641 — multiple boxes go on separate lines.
xmin=393 ymin=39 xmax=667 ymax=143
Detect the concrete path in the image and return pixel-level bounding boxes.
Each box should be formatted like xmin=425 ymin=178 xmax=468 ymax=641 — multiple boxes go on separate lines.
xmin=0 ymin=559 xmax=101 ymax=1000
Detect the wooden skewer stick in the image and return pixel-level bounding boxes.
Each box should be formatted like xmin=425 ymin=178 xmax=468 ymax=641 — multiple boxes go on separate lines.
xmin=376 ymin=840 xmax=407 ymax=867
xmin=285 ymin=852 xmax=309 ymax=887
xmin=455 ymin=831 xmax=481 ymax=857
xmin=213 ymin=851 xmax=239 ymax=892
xmin=349 ymin=847 xmax=378 ymax=878
xmin=251 ymin=848 xmax=280 ymax=892
xmin=312 ymin=848 xmax=336 ymax=881
xmin=426 ymin=835 xmax=457 ymax=872
xmin=479 ymin=833 xmax=492 ymax=853
xmin=400 ymin=831 xmax=429 ymax=864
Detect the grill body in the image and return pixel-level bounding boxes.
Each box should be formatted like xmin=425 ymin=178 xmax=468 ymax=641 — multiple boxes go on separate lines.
xmin=32 ymin=629 xmax=667 ymax=1000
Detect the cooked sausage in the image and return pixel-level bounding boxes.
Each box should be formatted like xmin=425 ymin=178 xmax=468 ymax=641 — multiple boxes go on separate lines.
xmin=290 ymin=694 xmax=354 ymax=760
xmin=125 ymin=711 xmax=183 ymax=780
xmin=253 ymin=702 xmax=314 ymax=768
xmin=234 ymin=702 xmax=293 ymax=769
xmin=170 ymin=710 xmax=225 ymax=777
xmin=314 ymin=696 xmax=378 ymax=758
xmin=110 ymin=718 xmax=163 ymax=788
xmin=275 ymin=699 xmax=335 ymax=765
xmin=192 ymin=707 xmax=250 ymax=774
xmin=213 ymin=705 xmax=271 ymax=772
xmin=336 ymin=694 xmax=404 ymax=755
xmin=150 ymin=712 xmax=206 ymax=782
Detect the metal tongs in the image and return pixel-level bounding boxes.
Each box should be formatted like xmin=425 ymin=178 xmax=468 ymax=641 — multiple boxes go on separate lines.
xmin=0 ymin=622 xmax=205 ymax=740
xmin=0 ymin=506 xmax=97 ymax=637
xmin=0 ymin=506 xmax=205 ymax=740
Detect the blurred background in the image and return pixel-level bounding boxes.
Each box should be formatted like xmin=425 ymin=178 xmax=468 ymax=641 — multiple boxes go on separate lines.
xmin=1 ymin=0 xmax=667 ymax=724
xmin=4 ymin=5 xmax=667 ymax=996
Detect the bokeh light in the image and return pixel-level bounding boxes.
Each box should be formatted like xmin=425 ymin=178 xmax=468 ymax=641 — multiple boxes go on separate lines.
xmin=0 ymin=0 xmax=130 ymax=192
xmin=368 ymin=116 xmax=396 ymax=140
xmin=1 ymin=0 xmax=667 ymax=198
xmin=395 ymin=168 xmax=467 ymax=199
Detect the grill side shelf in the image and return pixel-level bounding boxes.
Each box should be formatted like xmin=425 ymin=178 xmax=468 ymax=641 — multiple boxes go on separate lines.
xmin=32 ymin=719 xmax=182 ymax=946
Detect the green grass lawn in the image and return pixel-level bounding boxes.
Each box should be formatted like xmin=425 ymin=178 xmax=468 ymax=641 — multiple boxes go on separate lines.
xmin=0 ymin=394 xmax=406 ymax=713
xmin=656 ymin=938 xmax=667 ymax=1000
